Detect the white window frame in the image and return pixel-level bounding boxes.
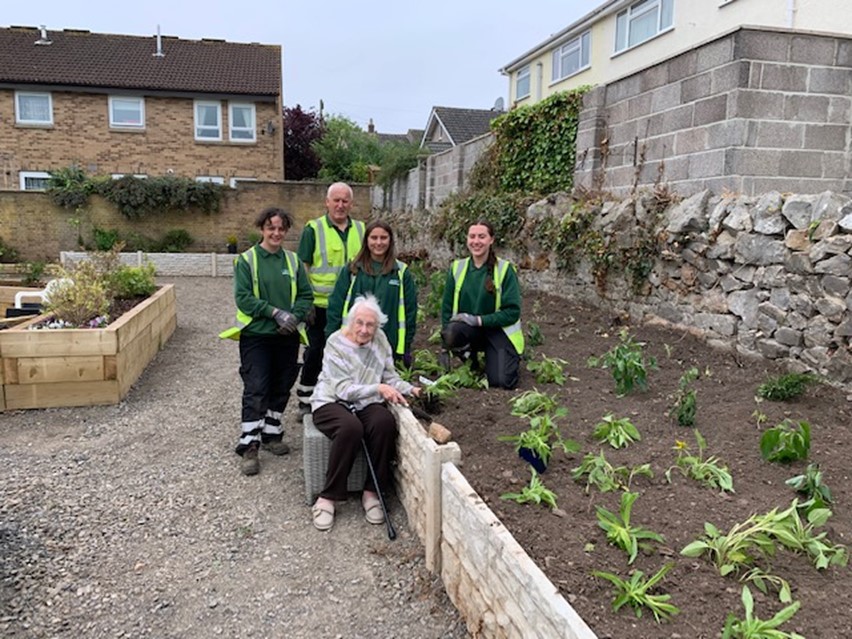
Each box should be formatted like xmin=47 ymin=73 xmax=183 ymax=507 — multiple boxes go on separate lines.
xmin=15 ymin=92 xmax=53 ymax=125
xmin=108 ymin=96 xmax=145 ymax=129
xmin=229 ymin=177 xmax=258 ymax=188
xmin=228 ymin=103 xmax=256 ymax=142
xmin=195 ymin=176 xmax=225 ymax=184
xmin=194 ymin=100 xmax=222 ymax=141
xmin=515 ymin=65 xmax=531 ymax=100
xmin=19 ymin=171 xmax=51 ymax=191
xmin=110 ymin=173 xmax=148 ymax=179
xmin=614 ymin=0 xmax=674 ymax=54
xmin=551 ymin=31 xmax=591 ymax=83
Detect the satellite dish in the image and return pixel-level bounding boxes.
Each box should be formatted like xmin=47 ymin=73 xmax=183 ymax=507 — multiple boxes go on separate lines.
xmin=493 ymin=97 xmax=505 ymax=112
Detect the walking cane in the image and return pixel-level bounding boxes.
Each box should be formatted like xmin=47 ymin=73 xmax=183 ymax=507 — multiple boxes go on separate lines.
xmin=361 ymin=438 xmax=397 ymax=541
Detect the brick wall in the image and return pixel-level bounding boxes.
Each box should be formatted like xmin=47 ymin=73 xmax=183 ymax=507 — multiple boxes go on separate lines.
xmin=0 ymin=181 xmax=370 ymax=261
xmin=0 ymin=89 xmax=283 ymax=189
xmin=575 ymin=26 xmax=852 ymax=197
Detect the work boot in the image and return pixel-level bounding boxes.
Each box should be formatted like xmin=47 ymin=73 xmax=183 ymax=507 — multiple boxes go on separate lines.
xmin=241 ymin=443 xmax=260 ymax=476
xmin=261 ymin=439 xmax=290 ymax=455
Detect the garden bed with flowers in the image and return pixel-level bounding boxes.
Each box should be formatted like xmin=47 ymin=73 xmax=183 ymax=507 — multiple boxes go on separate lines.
xmin=408 ymin=290 xmax=851 ymax=639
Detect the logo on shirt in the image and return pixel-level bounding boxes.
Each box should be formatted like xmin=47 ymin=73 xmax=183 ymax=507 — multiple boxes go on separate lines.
xmin=389 ymin=279 xmax=400 ymax=286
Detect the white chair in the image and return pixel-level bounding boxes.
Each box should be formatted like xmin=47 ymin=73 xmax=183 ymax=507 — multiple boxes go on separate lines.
xmin=14 ymin=278 xmax=72 ymax=309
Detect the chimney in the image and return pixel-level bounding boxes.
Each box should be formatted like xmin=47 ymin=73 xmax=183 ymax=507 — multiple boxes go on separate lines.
xmin=153 ymin=24 xmax=165 ymax=58
xmin=368 ymin=118 xmax=375 ymax=134
xmin=34 ymin=25 xmax=52 ymax=46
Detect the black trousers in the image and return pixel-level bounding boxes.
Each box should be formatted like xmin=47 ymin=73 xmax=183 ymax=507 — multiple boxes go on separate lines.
xmin=441 ymin=321 xmax=520 ymax=389
xmin=236 ymin=332 xmax=300 ymax=454
xmin=299 ymin=305 xmax=327 ymax=388
xmin=312 ymin=402 xmax=397 ymax=501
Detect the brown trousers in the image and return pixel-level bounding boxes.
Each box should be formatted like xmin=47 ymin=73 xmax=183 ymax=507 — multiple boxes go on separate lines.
xmin=312 ymin=402 xmax=397 ymax=501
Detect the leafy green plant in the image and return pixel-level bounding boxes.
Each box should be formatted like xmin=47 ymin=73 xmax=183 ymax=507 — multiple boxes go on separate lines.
xmin=499 ymin=407 xmax=579 ymax=470
xmin=587 ymin=329 xmax=657 ymax=396
xmin=721 ymin=586 xmax=803 ymax=639
xmin=741 ymin=568 xmax=792 ymax=604
xmin=572 ymin=451 xmax=653 ymax=493
xmin=0 ymin=236 xmax=20 ymax=263
xmin=156 ymin=229 xmax=193 ymax=252
xmin=759 ymin=420 xmax=810 ymax=463
xmin=22 ymin=261 xmax=47 ymax=287
xmin=92 ymin=226 xmax=121 ymax=251
xmin=110 ymin=263 xmax=157 ymax=299
xmin=786 ymin=463 xmax=832 ymax=514
xmin=424 ymin=270 xmax=445 ymax=318
xmin=397 ymin=348 xmax=446 ymax=382
xmin=526 ymin=354 xmax=568 ymax=385
xmin=593 ymin=413 xmax=641 ymax=449
xmin=508 ymin=389 xmax=560 ymax=419
xmin=500 ymin=469 xmax=558 ymax=509
xmin=592 ymin=563 xmax=679 ymax=623
xmin=526 ymin=321 xmax=544 ymax=348
xmin=595 ymin=492 xmax=664 ymax=564
xmin=406 ymin=260 xmax=428 ymax=289
xmin=672 ymin=366 xmax=699 ymax=426
xmin=757 ymin=372 xmax=817 ymax=401
xmin=665 ymin=430 xmax=734 ymax=493
xmin=47 ymin=165 xmax=95 ymax=210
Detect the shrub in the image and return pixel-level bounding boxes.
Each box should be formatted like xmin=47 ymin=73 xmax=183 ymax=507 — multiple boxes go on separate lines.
xmin=0 ymin=237 xmax=19 ymax=263
xmin=111 ymin=263 xmax=157 ymax=299
xmin=157 ymin=229 xmax=193 ymax=252
xmin=43 ymin=261 xmax=110 ymax=326
xmin=757 ymin=373 xmax=818 ymax=401
xmin=93 ymin=226 xmax=121 ymax=251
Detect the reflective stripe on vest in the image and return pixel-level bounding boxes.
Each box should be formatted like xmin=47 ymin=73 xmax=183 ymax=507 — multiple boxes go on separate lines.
xmin=451 ymin=257 xmax=524 ymax=355
xmin=218 ymin=246 xmax=306 ymax=343
xmin=307 ymin=217 xmax=365 ymax=307
xmin=342 ymin=260 xmax=408 ymax=355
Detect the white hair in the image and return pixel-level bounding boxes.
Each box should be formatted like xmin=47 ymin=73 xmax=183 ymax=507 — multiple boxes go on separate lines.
xmin=326 ymin=182 xmax=353 ymax=199
xmin=344 ymin=293 xmax=388 ymax=328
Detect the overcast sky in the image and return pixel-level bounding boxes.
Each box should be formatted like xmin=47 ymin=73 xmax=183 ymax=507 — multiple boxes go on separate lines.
xmin=4 ymin=1 xmax=590 ymax=134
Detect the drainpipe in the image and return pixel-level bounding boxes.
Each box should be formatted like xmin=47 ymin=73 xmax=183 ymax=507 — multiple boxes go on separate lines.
xmin=786 ymin=0 xmax=795 ymax=28
xmin=536 ymin=62 xmax=543 ymax=101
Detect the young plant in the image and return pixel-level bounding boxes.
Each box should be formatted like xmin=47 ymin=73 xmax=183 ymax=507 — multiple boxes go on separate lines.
xmin=595 ymin=492 xmax=665 ymax=564
xmin=526 ymin=354 xmax=568 ymax=385
xmin=572 ymin=451 xmax=653 ymax=493
xmin=397 ymin=348 xmax=447 ymax=381
xmin=759 ymin=419 xmax=810 ymax=463
xmin=592 ymin=563 xmax=679 ymax=623
xmin=757 ymin=372 xmax=817 ymax=401
xmin=500 ymin=469 xmax=558 ymax=509
xmin=526 ymin=321 xmax=544 ymax=347
xmin=665 ymin=430 xmax=734 ymax=493
xmin=784 ymin=503 xmax=848 ymax=570
xmin=741 ymin=567 xmax=792 ymax=604
xmin=721 ymin=586 xmax=803 ymax=639
xmin=671 ymin=366 xmax=699 ymax=427
xmin=593 ymin=413 xmax=641 ymax=449
xmin=509 ymin=389 xmax=560 ymax=419
xmin=424 ymin=270 xmax=445 ymax=318
xmin=499 ymin=407 xmax=579 ymax=472
xmin=786 ymin=463 xmax=832 ymax=514
xmin=587 ymin=328 xmax=657 ymax=396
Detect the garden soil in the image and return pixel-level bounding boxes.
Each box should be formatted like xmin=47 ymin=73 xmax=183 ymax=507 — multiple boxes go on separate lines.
xmin=0 ymin=277 xmax=467 ymax=639
xmin=412 ymin=289 xmax=852 ymax=639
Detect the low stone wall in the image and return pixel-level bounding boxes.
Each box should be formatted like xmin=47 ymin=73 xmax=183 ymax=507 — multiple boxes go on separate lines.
xmin=61 ymin=251 xmax=239 ymax=277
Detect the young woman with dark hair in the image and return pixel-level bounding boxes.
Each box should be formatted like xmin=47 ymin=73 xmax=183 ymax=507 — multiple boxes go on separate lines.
xmin=440 ymin=220 xmax=524 ymax=389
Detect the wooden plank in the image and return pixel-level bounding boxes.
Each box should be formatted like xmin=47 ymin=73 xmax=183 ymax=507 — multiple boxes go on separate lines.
xmin=112 ymin=285 xmax=175 ymax=351
xmin=117 ymin=324 xmax=158 ymax=398
xmin=0 ymin=384 xmax=5 ymax=412
xmin=104 ymin=355 xmax=117 ymax=381
xmin=3 ymin=358 xmax=17 ymax=384
xmin=0 ymin=327 xmax=117 ymax=358
xmin=4 ymin=380 xmax=119 ymax=410
xmin=159 ymin=314 xmax=177 ymax=347
xmin=13 ymin=355 xmax=104 ymax=384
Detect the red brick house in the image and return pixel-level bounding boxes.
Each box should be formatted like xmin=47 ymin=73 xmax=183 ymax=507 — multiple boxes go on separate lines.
xmin=0 ymin=26 xmax=283 ymax=190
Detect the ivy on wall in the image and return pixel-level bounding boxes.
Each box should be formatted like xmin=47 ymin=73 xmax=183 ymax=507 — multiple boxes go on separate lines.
xmin=47 ymin=166 xmax=224 ymax=219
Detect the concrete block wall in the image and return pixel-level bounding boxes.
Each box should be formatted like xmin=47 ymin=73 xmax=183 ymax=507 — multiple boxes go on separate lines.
xmin=1 ymin=181 xmax=370 ymax=262
xmin=575 ymin=26 xmax=852 ymax=197
xmin=0 ymin=90 xmax=283 ymax=189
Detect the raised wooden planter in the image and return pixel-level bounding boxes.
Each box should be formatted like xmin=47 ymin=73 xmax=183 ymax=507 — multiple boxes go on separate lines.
xmin=0 ymin=284 xmax=176 ymax=411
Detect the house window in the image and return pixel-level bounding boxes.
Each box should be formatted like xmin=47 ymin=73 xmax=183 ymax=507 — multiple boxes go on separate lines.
xmin=229 ymin=103 xmax=256 ymax=142
xmin=111 ymin=173 xmax=148 ymax=179
xmin=19 ymin=171 xmax=50 ymax=191
xmin=516 ymin=66 xmax=531 ymax=100
xmin=109 ymin=97 xmax=145 ymax=128
xmin=552 ymin=31 xmax=591 ymax=82
xmin=196 ymin=176 xmax=225 ymax=184
xmin=229 ymin=177 xmax=257 ymax=188
xmin=615 ymin=0 xmax=674 ymax=53
xmin=15 ymin=92 xmax=53 ymax=125
xmin=195 ymin=101 xmax=222 ymax=140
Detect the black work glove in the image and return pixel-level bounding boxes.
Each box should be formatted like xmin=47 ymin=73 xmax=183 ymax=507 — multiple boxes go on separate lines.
xmin=402 ymin=351 xmax=413 ymax=368
xmin=272 ymin=308 xmax=298 ymax=335
xmin=450 ymin=313 xmax=480 ymax=327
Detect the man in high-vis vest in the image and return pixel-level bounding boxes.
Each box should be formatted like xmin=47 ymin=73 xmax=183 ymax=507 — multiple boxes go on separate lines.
xmin=295 ymin=182 xmax=365 ymax=418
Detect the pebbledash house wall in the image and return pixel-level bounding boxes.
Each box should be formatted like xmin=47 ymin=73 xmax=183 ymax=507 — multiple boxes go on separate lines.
xmin=0 ymin=181 xmax=371 ymax=262
xmin=574 ymin=25 xmax=852 ymax=197
xmin=374 ymin=25 xmax=852 ymax=213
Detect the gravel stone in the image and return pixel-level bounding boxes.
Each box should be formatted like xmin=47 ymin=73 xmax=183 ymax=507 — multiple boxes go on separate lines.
xmin=0 ymin=277 xmax=467 ymax=639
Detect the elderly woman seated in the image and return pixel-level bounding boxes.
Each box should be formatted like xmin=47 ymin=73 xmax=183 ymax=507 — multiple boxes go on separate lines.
xmin=310 ymin=293 xmax=420 ymax=531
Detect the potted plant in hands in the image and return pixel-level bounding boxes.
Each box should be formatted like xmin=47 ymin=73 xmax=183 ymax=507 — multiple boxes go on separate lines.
xmin=226 ymin=234 xmax=238 ymax=254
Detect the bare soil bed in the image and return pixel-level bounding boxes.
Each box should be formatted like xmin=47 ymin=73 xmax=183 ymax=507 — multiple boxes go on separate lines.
xmin=413 ymin=290 xmax=852 ymax=639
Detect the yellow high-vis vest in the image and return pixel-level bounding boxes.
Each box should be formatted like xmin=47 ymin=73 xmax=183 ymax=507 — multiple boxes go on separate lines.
xmin=307 ymin=216 xmax=365 ymax=308
xmin=219 ymin=246 xmax=307 ymax=343
xmin=451 ymin=257 xmax=524 ymax=355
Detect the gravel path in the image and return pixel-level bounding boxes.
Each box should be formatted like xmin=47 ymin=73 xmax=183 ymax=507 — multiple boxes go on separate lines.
xmin=0 ymin=277 xmax=467 ymax=639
